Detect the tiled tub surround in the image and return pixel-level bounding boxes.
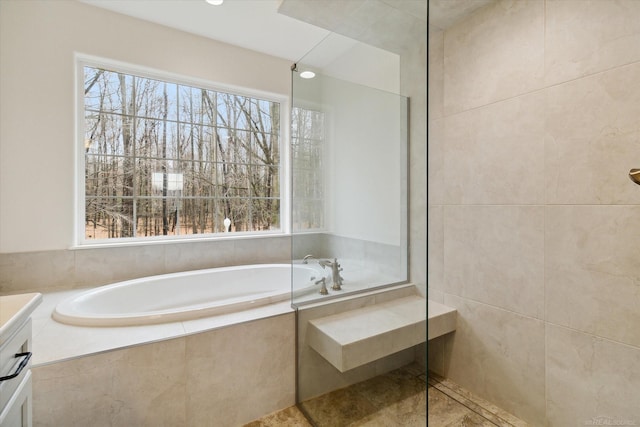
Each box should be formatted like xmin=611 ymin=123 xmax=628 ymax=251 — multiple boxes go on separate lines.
xmin=31 ymin=283 xmax=425 ymax=426
xmin=292 ymin=233 xmax=407 ymax=298
xmin=0 ymin=235 xmax=291 ymax=295
xmin=52 ymin=263 xmax=314 ymax=327
xmin=30 ymin=291 xmax=295 ymax=426
xmin=429 ymin=0 xmax=640 ymax=425
xmin=0 ymin=233 xmax=405 ymax=299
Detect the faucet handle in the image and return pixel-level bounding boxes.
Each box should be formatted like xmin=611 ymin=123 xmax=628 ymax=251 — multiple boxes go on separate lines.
xmin=315 ymin=277 xmax=328 ymax=295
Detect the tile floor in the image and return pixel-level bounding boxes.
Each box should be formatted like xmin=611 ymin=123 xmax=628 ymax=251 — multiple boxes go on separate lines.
xmin=428 ymin=373 xmax=529 ymax=427
xmin=245 ymin=363 xmax=426 ymax=426
xmin=244 ymin=365 xmax=528 ymax=426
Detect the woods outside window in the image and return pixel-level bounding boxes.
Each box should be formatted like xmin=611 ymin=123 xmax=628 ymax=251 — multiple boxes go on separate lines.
xmin=80 ymin=61 xmax=283 ymax=243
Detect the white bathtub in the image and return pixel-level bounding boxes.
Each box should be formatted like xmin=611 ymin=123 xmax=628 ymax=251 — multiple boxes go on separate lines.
xmin=52 ymin=263 xmax=321 ymax=327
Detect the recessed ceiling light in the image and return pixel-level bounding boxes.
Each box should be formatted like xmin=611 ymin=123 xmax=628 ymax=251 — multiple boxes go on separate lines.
xmin=300 ymin=71 xmax=315 ymax=79
xmin=206 ymin=0 xmax=224 ymax=5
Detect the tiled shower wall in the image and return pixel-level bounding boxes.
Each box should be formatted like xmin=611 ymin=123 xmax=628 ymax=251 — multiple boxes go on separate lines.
xmin=428 ymin=0 xmax=640 ymax=425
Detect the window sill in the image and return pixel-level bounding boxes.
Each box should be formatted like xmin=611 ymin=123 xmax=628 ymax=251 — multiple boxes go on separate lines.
xmin=70 ymin=230 xmax=289 ymax=250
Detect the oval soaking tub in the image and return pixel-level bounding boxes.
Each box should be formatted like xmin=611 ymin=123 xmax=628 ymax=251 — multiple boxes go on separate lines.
xmin=53 ymin=263 xmax=321 ymax=327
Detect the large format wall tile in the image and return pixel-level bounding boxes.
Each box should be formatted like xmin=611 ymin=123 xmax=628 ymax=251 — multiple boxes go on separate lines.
xmin=546 ymin=205 xmax=640 ymax=348
xmin=545 ymin=0 xmax=640 ymax=86
xmin=164 ymin=238 xmax=237 ymax=272
xmin=546 ymin=324 xmax=640 ymax=426
xmin=428 ymin=118 xmax=444 ymax=205
xmin=443 ymin=92 xmax=545 ymax=205
xmin=408 ymin=40 xmax=427 ymax=290
xmin=185 ymin=315 xmax=295 ymax=427
xmin=444 ymin=206 xmax=544 ymax=318
xmin=74 ymin=244 xmax=167 ymax=287
xmin=108 ymin=339 xmax=188 ymax=426
xmin=233 ymin=236 xmax=291 ymax=265
xmin=33 ymin=314 xmax=296 ymax=427
xmin=443 ymin=295 xmax=545 ymax=426
xmin=33 ymin=338 xmax=187 ymax=427
xmin=434 ymin=1 xmax=640 ymax=425
xmin=351 ymin=0 xmax=426 ymax=55
xmin=0 ymin=250 xmax=75 ymax=293
xmin=428 ymin=29 xmax=444 ymax=120
xmin=545 ymin=62 xmax=640 ymax=205
xmin=443 ymin=0 xmax=544 ymax=115
xmin=427 ymin=205 xmax=443 ymax=290
xmin=0 ymin=236 xmax=292 ymax=293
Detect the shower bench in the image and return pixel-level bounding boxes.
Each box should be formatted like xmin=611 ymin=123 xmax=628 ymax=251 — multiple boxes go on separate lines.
xmin=427 ymin=300 xmax=457 ymax=340
xmin=307 ymin=295 xmax=457 ymax=372
xmin=306 ymin=294 xmax=430 ymax=372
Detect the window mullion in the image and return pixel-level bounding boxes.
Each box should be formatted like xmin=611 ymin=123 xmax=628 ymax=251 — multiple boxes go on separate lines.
xmin=132 ymin=74 xmax=138 ymax=238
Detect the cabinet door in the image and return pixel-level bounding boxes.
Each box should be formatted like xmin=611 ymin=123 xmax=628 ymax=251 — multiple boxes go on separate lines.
xmin=0 ymin=320 xmax=32 ymax=427
xmin=0 ymin=370 xmax=32 ymax=427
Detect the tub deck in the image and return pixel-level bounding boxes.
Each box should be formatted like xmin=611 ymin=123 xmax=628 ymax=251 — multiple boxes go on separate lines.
xmin=30 ymin=288 xmax=294 ymax=366
xmin=31 ymin=283 xmax=420 ymax=366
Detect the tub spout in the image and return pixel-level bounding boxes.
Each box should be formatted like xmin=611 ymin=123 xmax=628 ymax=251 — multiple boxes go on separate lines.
xmin=319 ymin=258 xmax=344 ymax=291
xmin=302 ymin=254 xmax=316 ymax=264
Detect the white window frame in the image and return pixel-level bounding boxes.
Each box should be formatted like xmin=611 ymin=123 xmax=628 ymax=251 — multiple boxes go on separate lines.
xmin=74 ymin=54 xmax=290 ymax=247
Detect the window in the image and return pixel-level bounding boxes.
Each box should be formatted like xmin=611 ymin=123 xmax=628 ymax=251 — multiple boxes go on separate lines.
xmin=80 ymin=62 xmax=283 ymax=242
xmin=291 ymin=106 xmax=324 ymax=231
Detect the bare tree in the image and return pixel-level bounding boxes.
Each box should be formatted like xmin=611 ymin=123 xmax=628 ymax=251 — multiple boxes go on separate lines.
xmin=83 ymin=66 xmax=281 ymax=239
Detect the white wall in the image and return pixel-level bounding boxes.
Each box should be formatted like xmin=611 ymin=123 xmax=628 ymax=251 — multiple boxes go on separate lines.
xmin=0 ymin=0 xmax=291 ymax=253
xmin=292 ymin=72 xmax=404 ymax=246
xmin=324 ymin=76 xmax=403 ymax=246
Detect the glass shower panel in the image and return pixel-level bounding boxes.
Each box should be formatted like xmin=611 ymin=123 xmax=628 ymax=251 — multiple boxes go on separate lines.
xmin=290 ymin=35 xmax=408 ymax=307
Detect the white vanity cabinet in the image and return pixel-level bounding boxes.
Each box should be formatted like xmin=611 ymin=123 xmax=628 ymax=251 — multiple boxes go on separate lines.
xmin=0 ymin=294 xmax=42 ymax=427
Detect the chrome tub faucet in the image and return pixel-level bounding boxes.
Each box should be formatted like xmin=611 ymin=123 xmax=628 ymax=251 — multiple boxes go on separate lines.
xmin=319 ymin=258 xmax=344 ymax=291
xmin=303 ymin=255 xmax=344 ymax=292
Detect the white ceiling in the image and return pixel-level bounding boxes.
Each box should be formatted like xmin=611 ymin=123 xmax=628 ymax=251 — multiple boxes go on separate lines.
xmin=78 ymin=0 xmax=406 ymax=93
xmin=78 ymin=0 xmax=331 ymax=62
xmin=79 ymin=0 xmax=492 ymax=59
